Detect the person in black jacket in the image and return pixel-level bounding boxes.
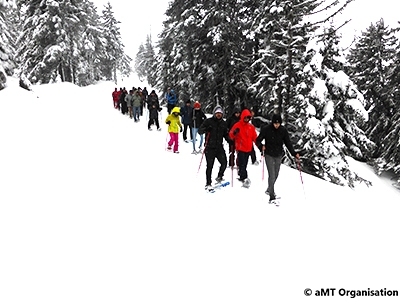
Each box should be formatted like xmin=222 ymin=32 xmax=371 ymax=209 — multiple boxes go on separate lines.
xmin=190 ymin=101 xmax=207 ymax=154
xmin=198 ymin=105 xmax=233 ymax=191
xmin=119 ymin=88 xmax=128 ymax=115
xmin=180 ymin=100 xmax=193 ymax=141
xmin=147 ymin=90 xmax=161 ymax=131
xmin=256 ymin=113 xmax=300 ymax=202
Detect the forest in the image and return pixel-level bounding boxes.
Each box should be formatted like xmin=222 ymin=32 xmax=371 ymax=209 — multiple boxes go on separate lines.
xmin=1 ymin=0 xmax=399 ymax=188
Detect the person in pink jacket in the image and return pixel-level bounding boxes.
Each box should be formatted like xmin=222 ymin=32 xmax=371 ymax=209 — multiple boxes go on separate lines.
xmin=229 ymin=109 xmax=258 ymax=187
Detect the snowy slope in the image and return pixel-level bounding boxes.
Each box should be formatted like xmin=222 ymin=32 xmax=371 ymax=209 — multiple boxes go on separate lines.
xmin=0 ymin=79 xmax=399 ymax=300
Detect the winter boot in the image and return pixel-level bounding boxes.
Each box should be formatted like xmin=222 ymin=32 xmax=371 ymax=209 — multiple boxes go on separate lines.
xmin=242 ymin=178 xmax=251 ymax=188
xmin=205 ymin=185 xmax=214 ymax=192
xmin=215 ymin=176 xmax=224 ymax=183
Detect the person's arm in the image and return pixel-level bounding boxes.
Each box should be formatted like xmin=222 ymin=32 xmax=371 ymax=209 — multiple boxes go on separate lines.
xmin=283 ymin=128 xmax=299 ymax=158
xmin=256 ymin=127 xmax=266 ymax=153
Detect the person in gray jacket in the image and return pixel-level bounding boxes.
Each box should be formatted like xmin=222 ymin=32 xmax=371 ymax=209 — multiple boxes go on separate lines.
xmin=125 ymin=90 xmax=134 ymax=119
xmin=132 ymin=90 xmax=142 ymax=122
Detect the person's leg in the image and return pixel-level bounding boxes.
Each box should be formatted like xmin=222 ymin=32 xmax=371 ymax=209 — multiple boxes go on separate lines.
xmin=133 ymin=107 xmax=137 ymax=121
xmin=199 ymin=134 xmax=204 ymax=148
xmin=183 ymin=124 xmax=188 ymax=141
xmin=229 ymin=144 xmax=235 ymax=167
xmin=189 ymin=124 xmax=193 ymax=140
xmin=205 ymin=150 xmax=216 ymax=186
xmin=265 ymin=155 xmax=281 ymax=199
xmin=250 ymin=146 xmax=256 ymax=164
xmin=192 ymin=128 xmax=198 ymax=151
xmin=168 ymin=132 xmax=174 ymax=147
xmin=173 ymin=133 xmax=179 ymax=152
xmin=238 ymin=151 xmax=250 ymax=180
xmin=216 ymin=148 xmax=228 ymax=179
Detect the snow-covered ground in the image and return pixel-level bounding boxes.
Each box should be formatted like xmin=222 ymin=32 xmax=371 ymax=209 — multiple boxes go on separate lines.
xmin=1 ymin=78 xmax=399 ymax=300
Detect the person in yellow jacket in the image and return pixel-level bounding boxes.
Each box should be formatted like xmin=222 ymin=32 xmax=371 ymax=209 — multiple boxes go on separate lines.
xmin=165 ymin=107 xmax=183 ymax=153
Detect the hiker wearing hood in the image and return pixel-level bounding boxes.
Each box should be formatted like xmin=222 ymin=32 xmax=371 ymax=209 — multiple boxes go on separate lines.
xmin=229 ymin=109 xmax=258 ymax=186
xmin=147 ymin=90 xmax=161 ymax=131
xmin=165 ymin=107 xmax=183 ymax=153
xmin=166 ymin=88 xmax=177 ymax=114
xmin=198 ymin=106 xmax=233 ymax=190
xmin=256 ymin=113 xmax=300 ymax=202
xmin=112 ymin=88 xmax=120 ymax=109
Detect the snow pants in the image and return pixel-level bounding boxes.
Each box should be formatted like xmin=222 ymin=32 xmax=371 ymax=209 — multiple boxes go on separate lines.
xmin=168 ymin=132 xmax=179 ymax=152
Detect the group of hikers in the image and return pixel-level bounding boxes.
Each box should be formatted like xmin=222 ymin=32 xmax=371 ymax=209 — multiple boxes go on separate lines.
xmin=111 ymin=86 xmax=300 ymax=204
xmin=112 ymin=86 xmax=162 ymax=129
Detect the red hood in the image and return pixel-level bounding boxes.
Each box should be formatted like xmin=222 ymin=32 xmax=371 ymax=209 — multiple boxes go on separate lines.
xmin=240 ymin=109 xmax=252 ymax=122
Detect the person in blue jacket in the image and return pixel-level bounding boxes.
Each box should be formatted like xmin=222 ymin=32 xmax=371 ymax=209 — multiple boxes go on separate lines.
xmin=166 ymin=88 xmax=177 ymax=114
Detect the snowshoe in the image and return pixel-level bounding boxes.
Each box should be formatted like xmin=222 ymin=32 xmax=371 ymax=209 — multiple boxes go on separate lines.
xmin=242 ymin=178 xmax=251 ymax=188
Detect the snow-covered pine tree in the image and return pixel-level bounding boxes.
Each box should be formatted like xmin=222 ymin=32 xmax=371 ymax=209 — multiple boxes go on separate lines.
xmin=356 ymin=20 xmax=400 ymax=185
xmin=298 ymin=27 xmax=375 ymax=187
xmin=134 ymin=35 xmax=157 ymax=87
xmin=74 ymin=0 xmax=106 ymax=86
xmin=158 ymin=0 xmax=205 ymax=104
xmin=158 ymin=0 xmax=258 ymax=111
xmin=250 ymin=0 xmax=354 ymax=119
xmin=100 ymin=2 xmax=131 ymax=84
xmin=249 ymin=0 xmax=321 ymax=119
xmin=17 ymin=0 xmax=71 ymax=83
xmin=0 ymin=0 xmax=16 ymax=89
xmin=135 ymin=44 xmax=147 ymax=82
xmin=346 ymin=19 xmax=397 ymax=157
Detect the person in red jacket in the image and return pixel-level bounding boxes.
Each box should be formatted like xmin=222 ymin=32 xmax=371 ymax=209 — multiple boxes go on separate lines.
xmin=112 ymin=88 xmax=120 ymax=109
xmin=229 ymin=109 xmax=258 ymax=187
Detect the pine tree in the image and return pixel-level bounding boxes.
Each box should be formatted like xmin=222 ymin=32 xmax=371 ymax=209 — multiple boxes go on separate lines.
xmin=72 ymin=0 xmax=105 ymax=86
xmin=250 ymin=0 xmax=320 ymax=119
xmin=134 ymin=35 xmax=157 ymax=86
xmin=158 ymin=0 xmax=259 ymax=111
xmin=364 ymin=22 xmax=400 ymax=184
xmin=16 ymin=0 xmax=74 ymax=83
xmin=298 ymin=28 xmax=375 ymax=187
xmin=0 ymin=0 xmax=16 ymax=89
xmin=100 ymin=2 xmax=131 ymax=84
xmin=346 ymin=19 xmax=397 ymax=157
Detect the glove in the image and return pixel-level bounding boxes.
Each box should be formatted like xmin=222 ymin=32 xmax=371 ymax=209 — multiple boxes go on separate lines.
xmin=180 ymin=127 xmax=183 ymax=132
xmin=192 ymin=116 xmax=196 ymax=120
xmin=166 ymin=121 xmax=171 ymax=125
xmin=233 ymin=128 xmax=240 ymax=135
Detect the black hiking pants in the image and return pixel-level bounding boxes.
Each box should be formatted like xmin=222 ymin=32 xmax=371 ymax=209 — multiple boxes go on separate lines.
xmin=205 ymin=147 xmax=227 ymax=186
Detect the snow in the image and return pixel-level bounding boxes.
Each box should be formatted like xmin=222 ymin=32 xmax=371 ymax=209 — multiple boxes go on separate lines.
xmin=0 ymin=77 xmax=399 ymax=300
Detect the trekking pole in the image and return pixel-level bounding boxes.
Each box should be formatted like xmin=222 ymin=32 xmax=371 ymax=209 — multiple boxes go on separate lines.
xmin=191 ymin=127 xmax=196 ymax=152
xmin=197 ymin=132 xmax=210 ymax=174
xmin=230 ymin=145 xmax=234 ymax=187
xmin=165 ymin=130 xmax=170 ymax=151
xmin=296 ymin=157 xmax=306 ymax=200
xmin=261 ymin=154 xmax=265 ymax=181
